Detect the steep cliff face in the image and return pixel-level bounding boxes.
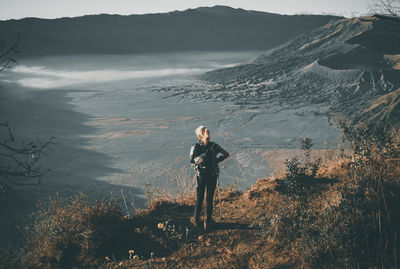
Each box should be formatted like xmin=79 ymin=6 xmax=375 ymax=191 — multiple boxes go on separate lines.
xmin=202 ymin=16 xmax=400 ymax=132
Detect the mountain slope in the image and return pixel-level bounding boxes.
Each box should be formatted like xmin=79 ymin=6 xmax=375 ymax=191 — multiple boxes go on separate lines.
xmin=0 ymin=6 xmax=341 ymax=57
xmin=202 ymin=16 xmax=400 ymax=130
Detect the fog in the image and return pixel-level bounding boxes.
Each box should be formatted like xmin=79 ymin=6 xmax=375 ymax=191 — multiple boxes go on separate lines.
xmin=9 ymin=65 xmax=207 ymax=88
xmin=2 ymin=52 xmax=248 ymax=89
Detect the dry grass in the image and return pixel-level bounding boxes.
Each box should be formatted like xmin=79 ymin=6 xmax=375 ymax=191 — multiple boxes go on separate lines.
xmin=7 ymin=194 xmax=170 ymax=269
xmin=144 ymin=164 xmax=197 ymax=206
xmin=4 ymin=128 xmax=400 ymax=269
xmin=261 ymin=146 xmax=351 ymax=178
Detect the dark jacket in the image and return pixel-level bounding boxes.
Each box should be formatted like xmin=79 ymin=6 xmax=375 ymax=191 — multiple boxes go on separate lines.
xmin=190 ymin=141 xmax=226 ymax=176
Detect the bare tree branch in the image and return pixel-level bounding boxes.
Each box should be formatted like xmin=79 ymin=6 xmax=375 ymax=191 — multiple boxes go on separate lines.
xmin=369 ymin=0 xmax=400 ymax=18
xmin=0 ymin=121 xmax=56 ymax=186
xmin=0 ymin=36 xmax=56 ymax=188
xmin=0 ymin=34 xmax=20 ymax=71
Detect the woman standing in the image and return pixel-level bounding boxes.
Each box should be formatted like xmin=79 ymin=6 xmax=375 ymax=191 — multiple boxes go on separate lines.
xmin=189 ymin=126 xmax=229 ymax=231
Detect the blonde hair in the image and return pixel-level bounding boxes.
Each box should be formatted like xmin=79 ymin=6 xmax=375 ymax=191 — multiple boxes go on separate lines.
xmin=195 ymin=125 xmax=206 ymax=138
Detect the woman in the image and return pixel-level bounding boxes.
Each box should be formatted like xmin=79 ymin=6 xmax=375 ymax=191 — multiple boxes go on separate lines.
xmin=189 ymin=126 xmax=229 ymax=231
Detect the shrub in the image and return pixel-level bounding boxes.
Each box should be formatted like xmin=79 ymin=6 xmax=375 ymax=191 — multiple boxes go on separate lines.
xmin=264 ymin=123 xmax=400 ymax=268
xmin=18 ymin=193 xmax=167 ymax=268
xmin=283 ymin=138 xmax=322 ymax=196
xmin=339 ymin=121 xmax=400 ymax=268
xmin=284 ymin=156 xmax=305 ymax=181
xmin=300 ymin=137 xmax=313 ymax=163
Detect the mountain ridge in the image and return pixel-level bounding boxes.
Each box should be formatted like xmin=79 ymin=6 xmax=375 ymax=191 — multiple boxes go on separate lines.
xmin=0 ymin=6 xmax=341 ymax=58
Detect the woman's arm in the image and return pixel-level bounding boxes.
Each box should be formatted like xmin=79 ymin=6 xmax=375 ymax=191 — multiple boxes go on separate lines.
xmin=217 ymin=147 xmax=229 ymax=163
xmin=190 ymin=144 xmax=198 ymax=164
xmin=190 ymin=143 xmax=205 ymax=165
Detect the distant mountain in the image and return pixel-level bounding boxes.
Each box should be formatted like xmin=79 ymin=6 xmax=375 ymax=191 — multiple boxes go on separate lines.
xmin=202 ymin=15 xmax=400 ymax=135
xmin=0 ymin=6 xmax=341 ymax=57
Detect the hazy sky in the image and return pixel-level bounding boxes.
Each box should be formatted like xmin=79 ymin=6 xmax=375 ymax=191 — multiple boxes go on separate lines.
xmin=1 ymin=0 xmax=373 ymax=20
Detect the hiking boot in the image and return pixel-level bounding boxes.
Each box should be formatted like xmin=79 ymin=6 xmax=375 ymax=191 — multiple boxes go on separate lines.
xmin=204 ymin=219 xmax=216 ymax=231
xmin=190 ymin=217 xmax=200 ymax=228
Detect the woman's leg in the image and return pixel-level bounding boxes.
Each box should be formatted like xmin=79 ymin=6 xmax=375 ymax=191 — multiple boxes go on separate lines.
xmin=193 ymin=175 xmax=206 ymax=222
xmin=205 ymin=174 xmax=217 ymax=222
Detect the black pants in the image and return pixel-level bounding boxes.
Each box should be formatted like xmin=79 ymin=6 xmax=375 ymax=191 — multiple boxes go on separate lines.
xmin=193 ymin=173 xmax=217 ymax=222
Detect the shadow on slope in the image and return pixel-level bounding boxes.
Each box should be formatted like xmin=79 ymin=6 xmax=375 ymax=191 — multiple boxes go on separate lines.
xmin=347 ymin=16 xmax=400 ymax=55
xmin=0 ymin=84 xmax=146 ymax=256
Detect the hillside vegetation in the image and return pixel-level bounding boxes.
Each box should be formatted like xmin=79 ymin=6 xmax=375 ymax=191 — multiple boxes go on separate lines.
xmin=2 ymin=122 xmax=399 ymax=269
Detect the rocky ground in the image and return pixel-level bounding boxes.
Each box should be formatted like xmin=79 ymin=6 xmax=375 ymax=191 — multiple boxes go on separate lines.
xmin=198 ymin=16 xmax=400 ymax=134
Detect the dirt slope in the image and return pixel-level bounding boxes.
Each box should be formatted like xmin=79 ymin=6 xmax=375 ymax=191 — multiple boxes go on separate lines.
xmin=110 ymin=168 xmax=348 ymax=269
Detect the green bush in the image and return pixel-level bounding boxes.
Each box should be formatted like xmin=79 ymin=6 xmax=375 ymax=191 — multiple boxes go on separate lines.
xmin=269 ymin=123 xmax=400 ymax=268
xmin=339 ymin=121 xmax=400 ymax=268
xmin=283 ymin=137 xmax=322 ymax=197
